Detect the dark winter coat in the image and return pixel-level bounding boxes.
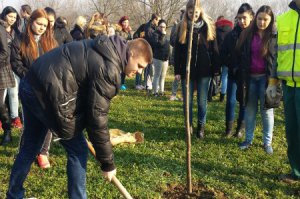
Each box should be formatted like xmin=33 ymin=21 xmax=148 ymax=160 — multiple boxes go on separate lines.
xmin=10 ymin=33 xmax=45 ymax=79
xmin=174 ymin=22 xmax=220 ymax=80
xmin=144 ymin=20 xmax=156 ymax=48
xmin=133 ymin=23 xmax=146 ymax=39
xmin=0 ymin=20 xmax=16 ymax=89
xmin=26 ymin=35 xmax=128 ymax=171
xmin=220 ymin=25 xmax=243 ymax=79
xmin=70 ymin=24 xmax=85 ymax=41
xmin=215 ymin=19 xmax=233 ymax=52
xmin=151 ymin=30 xmax=170 ymax=61
xmin=236 ymin=33 xmax=277 ymax=106
xmin=54 ymin=18 xmax=73 ymax=46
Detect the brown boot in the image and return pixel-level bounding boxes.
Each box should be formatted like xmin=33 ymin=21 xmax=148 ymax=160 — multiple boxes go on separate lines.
xmin=196 ymin=124 xmax=205 ymax=139
xmin=224 ymin=121 xmax=234 ymax=137
xmin=234 ymin=120 xmax=245 ymax=138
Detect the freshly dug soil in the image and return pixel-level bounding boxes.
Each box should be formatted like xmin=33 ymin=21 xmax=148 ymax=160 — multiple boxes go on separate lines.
xmin=162 ymin=182 xmax=227 ymax=199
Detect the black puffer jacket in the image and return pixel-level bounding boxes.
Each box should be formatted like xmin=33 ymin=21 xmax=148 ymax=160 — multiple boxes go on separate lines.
xmin=26 ymin=35 xmax=127 ymax=171
xmin=220 ymin=25 xmax=242 ymax=79
xmin=151 ymin=30 xmax=170 ymax=61
xmin=236 ymin=34 xmax=277 ymax=106
xmin=54 ymin=18 xmax=73 ymax=46
xmin=174 ymin=22 xmax=220 ymax=80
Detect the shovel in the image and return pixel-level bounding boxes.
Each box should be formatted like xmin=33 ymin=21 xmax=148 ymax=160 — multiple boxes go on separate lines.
xmin=85 ymin=139 xmax=133 ymax=199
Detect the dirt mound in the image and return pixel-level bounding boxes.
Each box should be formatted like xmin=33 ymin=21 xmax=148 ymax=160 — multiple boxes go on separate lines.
xmin=162 ymin=182 xmax=227 ymax=199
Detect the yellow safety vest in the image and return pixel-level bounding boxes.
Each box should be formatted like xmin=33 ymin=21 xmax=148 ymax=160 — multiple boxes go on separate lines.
xmin=277 ymin=9 xmax=300 ymax=87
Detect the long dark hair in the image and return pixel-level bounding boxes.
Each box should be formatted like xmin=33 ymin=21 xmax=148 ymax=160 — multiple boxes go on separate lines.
xmin=0 ymin=6 xmax=21 ymax=32
xmin=237 ymin=5 xmax=274 ymax=58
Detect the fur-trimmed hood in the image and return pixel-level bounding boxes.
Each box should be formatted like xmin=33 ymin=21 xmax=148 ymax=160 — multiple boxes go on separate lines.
xmin=0 ymin=19 xmax=8 ymax=28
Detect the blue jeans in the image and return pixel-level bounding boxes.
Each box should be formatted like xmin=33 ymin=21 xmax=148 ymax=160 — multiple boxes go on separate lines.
xmin=220 ymin=66 xmax=228 ymax=95
xmin=135 ymin=73 xmax=142 ymax=86
xmin=181 ymin=77 xmax=211 ymax=126
xmin=225 ymin=78 xmax=245 ymax=122
xmin=3 ymin=73 xmax=20 ymax=118
xmin=171 ymin=78 xmax=180 ymax=96
xmin=244 ymin=75 xmax=274 ymax=145
xmin=7 ymin=78 xmax=88 ymax=199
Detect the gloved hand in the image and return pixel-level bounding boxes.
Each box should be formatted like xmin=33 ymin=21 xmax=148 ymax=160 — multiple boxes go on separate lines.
xmin=102 ymin=169 xmax=117 ymax=182
xmin=266 ymin=84 xmax=277 ymax=99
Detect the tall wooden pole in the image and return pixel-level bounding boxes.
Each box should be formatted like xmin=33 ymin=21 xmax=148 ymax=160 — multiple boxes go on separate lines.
xmin=185 ymin=0 xmax=198 ymax=194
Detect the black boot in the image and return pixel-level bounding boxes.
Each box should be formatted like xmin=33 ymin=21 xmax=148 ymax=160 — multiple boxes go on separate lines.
xmin=196 ymin=124 xmax=205 ymax=139
xmin=234 ymin=120 xmax=245 ymax=138
xmin=0 ymin=105 xmax=12 ymax=145
xmin=220 ymin=93 xmax=225 ymax=102
xmin=224 ymin=121 xmax=234 ymax=137
xmin=1 ymin=130 xmax=12 ymax=145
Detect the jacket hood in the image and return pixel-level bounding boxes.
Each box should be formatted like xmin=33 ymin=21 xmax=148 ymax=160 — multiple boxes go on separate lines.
xmin=289 ymin=1 xmax=300 ymax=14
xmin=215 ymin=19 xmax=233 ymax=29
xmin=93 ymin=35 xmax=128 ymax=72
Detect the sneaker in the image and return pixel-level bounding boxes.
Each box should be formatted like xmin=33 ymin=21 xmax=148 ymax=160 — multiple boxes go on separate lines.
xmin=135 ymin=85 xmax=143 ymax=90
xmin=239 ymin=141 xmax=252 ymax=150
xmin=139 ymin=85 xmax=145 ymax=90
xmin=264 ymin=144 xmax=273 ymax=154
xmin=169 ymin=95 xmax=179 ymax=101
xmin=120 ymin=84 xmax=127 ymax=91
xmin=279 ymin=173 xmax=299 ymax=184
xmin=153 ymin=93 xmax=159 ymax=97
xmin=11 ymin=117 xmax=23 ymax=129
xmin=37 ymin=154 xmax=50 ymax=169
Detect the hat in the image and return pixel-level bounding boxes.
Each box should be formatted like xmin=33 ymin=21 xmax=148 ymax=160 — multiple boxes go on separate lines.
xmin=118 ymin=16 xmax=129 ymax=25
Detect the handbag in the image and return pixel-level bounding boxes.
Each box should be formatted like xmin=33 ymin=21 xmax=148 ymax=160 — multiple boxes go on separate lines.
xmin=264 ymin=83 xmax=283 ymax=109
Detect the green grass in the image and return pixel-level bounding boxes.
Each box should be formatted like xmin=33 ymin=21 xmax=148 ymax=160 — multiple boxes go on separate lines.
xmin=0 ymin=77 xmax=299 ymax=199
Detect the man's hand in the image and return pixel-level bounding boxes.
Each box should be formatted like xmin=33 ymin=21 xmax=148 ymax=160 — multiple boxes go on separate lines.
xmin=175 ymin=75 xmax=181 ymax=81
xmin=266 ymin=84 xmax=277 ymax=99
xmin=102 ymin=169 xmax=116 ymax=182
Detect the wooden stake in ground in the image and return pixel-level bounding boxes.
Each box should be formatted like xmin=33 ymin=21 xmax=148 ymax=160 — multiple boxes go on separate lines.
xmin=184 ymin=0 xmax=199 ymax=194
xmin=86 ymin=139 xmax=133 ymax=199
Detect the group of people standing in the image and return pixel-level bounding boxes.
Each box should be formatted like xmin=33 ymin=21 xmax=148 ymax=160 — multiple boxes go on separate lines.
xmin=0 ymin=0 xmax=299 ymax=198
xmin=170 ymin=0 xmax=300 ymax=184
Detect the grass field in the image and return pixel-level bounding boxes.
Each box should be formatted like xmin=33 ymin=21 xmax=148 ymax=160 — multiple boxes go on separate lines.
xmin=0 ymin=77 xmax=299 ymax=199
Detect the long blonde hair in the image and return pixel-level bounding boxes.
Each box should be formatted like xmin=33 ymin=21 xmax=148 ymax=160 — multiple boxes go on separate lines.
xmin=177 ymin=0 xmax=215 ymax=44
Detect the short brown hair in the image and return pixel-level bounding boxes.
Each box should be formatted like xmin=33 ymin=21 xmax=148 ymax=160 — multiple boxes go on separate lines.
xmin=128 ymin=38 xmax=153 ymax=63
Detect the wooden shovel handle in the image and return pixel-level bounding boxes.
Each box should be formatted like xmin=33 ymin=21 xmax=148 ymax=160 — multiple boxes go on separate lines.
xmin=85 ymin=139 xmax=133 ymax=199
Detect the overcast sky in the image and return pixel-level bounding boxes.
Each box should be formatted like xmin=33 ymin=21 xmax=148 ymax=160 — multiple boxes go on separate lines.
xmin=1 ymin=0 xmax=20 ymax=9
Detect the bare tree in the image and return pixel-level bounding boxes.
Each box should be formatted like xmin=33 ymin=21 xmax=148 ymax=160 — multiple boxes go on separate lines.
xmin=134 ymin=0 xmax=186 ymax=26
xmin=202 ymin=0 xmax=290 ymax=21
